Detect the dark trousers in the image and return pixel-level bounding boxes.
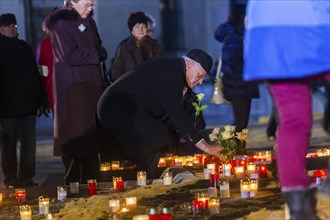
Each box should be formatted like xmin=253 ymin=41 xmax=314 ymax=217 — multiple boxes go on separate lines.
xmin=136 ymin=148 xmax=167 ymax=180
xmin=62 ymin=155 xmax=100 ymax=185
xmin=230 ymin=98 xmax=252 ymax=132
xmin=0 ymin=115 xmax=36 ymax=185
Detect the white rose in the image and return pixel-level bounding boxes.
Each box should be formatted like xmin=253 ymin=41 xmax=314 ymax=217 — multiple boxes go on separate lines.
xmin=196 ymin=93 xmax=204 ymax=101
xmin=209 ymin=133 xmax=218 ymax=142
xmin=221 ymin=130 xmax=234 ymax=140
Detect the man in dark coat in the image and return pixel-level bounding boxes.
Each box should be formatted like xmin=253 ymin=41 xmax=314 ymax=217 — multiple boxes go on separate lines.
xmin=0 ymin=13 xmax=49 ymax=188
xmin=97 ymin=49 xmax=223 ymax=179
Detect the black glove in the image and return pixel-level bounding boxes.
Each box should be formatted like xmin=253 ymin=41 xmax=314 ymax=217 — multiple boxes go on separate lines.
xmin=37 ymin=98 xmax=50 ymax=118
xmin=97 ymin=46 xmax=108 ymax=62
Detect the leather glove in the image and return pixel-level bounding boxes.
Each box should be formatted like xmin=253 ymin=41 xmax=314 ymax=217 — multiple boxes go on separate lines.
xmin=37 ymin=98 xmax=50 ymax=118
xmin=97 ymin=46 xmax=108 ymax=62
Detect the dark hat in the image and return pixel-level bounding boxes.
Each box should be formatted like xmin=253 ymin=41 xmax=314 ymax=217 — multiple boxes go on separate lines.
xmin=127 ymin=11 xmax=148 ymax=31
xmin=186 ymin=49 xmax=213 ymax=73
xmin=0 ymin=13 xmax=17 ymax=27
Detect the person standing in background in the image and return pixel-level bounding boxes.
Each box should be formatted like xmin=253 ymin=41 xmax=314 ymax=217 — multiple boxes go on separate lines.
xmin=244 ymin=1 xmax=330 ymax=219
xmin=0 ymin=13 xmax=49 ymax=188
xmin=214 ymin=3 xmax=259 ymax=132
xmin=44 ymin=0 xmax=108 ymax=184
xmin=145 ymin=13 xmax=156 ymax=37
xmin=111 ymin=11 xmax=164 ymax=82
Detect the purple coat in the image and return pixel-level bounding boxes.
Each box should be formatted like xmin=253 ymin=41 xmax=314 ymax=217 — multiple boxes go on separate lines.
xmin=45 ymin=8 xmax=104 ymax=156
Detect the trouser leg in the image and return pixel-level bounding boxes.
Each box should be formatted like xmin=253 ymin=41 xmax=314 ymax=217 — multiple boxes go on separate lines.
xmin=231 ymin=98 xmax=252 ymax=132
xmin=269 ymin=81 xmax=312 ymax=190
xmin=0 ymin=118 xmax=20 ymax=184
xmin=137 ymin=150 xmax=163 ymax=180
xmin=18 ymin=115 xmax=36 ymax=183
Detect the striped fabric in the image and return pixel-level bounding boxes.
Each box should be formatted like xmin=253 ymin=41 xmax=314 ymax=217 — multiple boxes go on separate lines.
xmin=243 ymin=0 xmax=330 ymax=81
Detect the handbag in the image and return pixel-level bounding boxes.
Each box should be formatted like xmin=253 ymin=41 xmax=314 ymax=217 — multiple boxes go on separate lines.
xmin=210 ymin=57 xmax=230 ymax=104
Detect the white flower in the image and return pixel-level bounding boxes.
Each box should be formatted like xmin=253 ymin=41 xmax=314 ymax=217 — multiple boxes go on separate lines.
xmin=212 ymin=127 xmax=220 ymax=134
xmin=221 ymin=130 xmax=235 ymax=140
xmin=78 ymin=24 xmax=86 ymax=32
xmin=196 ymin=93 xmax=204 ymax=101
xmin=209 ymin=133 xmax=218 ymax=142
xmin=224 ymin=125 xmax=236 ymax=132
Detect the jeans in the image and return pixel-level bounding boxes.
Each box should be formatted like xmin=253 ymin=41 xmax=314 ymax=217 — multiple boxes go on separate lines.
xmin=0 ymin=115 xmax=36 ymax=185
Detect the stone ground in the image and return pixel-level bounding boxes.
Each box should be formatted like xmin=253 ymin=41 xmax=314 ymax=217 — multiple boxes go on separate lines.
xmin=0 ymin=115 xmax=329 ymax=219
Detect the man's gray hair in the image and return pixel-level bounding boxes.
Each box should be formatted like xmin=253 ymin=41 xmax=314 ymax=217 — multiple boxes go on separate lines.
xmin=182 ymin=55 xmax=202 ymax=68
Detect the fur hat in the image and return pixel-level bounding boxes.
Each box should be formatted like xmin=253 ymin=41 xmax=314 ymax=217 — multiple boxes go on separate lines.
xmin=127 ymin=11 xmax=148 ymax=31
xmin=186 ymin=49 xmax=213 ymax=73
xmin=0 ymin=13 xmax=17 ymax=27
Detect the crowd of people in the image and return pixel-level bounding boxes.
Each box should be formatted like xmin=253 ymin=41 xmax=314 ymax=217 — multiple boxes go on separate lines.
xmin=0 ymin=1 xmax=329 ymax=219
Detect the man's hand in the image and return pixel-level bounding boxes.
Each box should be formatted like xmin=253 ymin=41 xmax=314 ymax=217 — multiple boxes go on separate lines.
xmin=196 ymin=139 xmax=225 ymax=159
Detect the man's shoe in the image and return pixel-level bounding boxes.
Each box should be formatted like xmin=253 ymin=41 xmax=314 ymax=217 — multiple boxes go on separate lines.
xmin=4 ymin=179 xmax=20 ymax=188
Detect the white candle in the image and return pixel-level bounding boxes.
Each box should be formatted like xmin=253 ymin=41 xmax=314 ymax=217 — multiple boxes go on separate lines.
xmin=109 ymin=199 xmax=120 ymax=214
xmin=249 ymin=179 xmax=258 ymax=197
xmin=112 ymin=176 xmax=122 ymax=189
xmin=39 ymin=196 xmax=50 ymax=215
xmin=69 ymin=182 xmax=79 ymax=194
xmin=247 ymin=163 xmax=256 ymax=175
xmin=125 ymin=196 xmax=137 ymax=209
xmin=208 ymin=198 xmax=220 ymax=214
xmin=137 ymin=171 xmax=147 ymax=186
xmin=163 ymin=171 xmax=172 ymax=185
xmin=207 ymin=163 xmax=216 ymax=173
xmin=57 ymin=186 xmax=67 ymax=201
xmin=223 ymin=164 xmax=232 ymax=177
xmin=219 ymin=179 xmax=230 ymax=198
xmin=234 ymin=166 xmax=245 ymax=179
xmin=240 ymin=179 xmax=250 ymax=198
xmin=204 ymin=168 xmax=211 ymax=180
xmin=20 ymin=205 xmax=32 ymax=220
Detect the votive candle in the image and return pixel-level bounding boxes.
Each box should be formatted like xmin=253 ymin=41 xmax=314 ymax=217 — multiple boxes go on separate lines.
xmin=240 ymin=179 xmax=250 ymax=198
xmin=137 ymin=171 xmax=147 ymax=186
xmin=116 ymin=180 xmax=125 ymax=192
xmin=249 ymin=179 xmax=258 ymax=197
xmin=234 ymin=166 xmax=245 ymax=179
xmin=15 ymin=188 xmax=26 ymax=204
xmin=38 ymin=196 xmax=49 ymax=215
xmin=19 ymin=205 xmax=32 ymax=220
xmin=109 ymin=199 xmax=120 ymax=214
xmin=112 ymin=176 xmax=122 ymax=189
xmin=223 ymin=163 xmax=232 ymax=177
xmin=197 ymin=193 xmax=209 ymax=209
xmin=219 ymin=179 xmax=230 ymax=198
xmin=193 ymin=200 xmax=204 ymax=214
xmin=125 ymin=196 xmax=137 ymax=209
xmin=258 ymin=164 xmax=268 ymax=178
xmin=57 ymin=186 xmax=67 ymax=201
xmin=111 ymin=161 xmax=120 ymax=170
xmin=208 ymin=197 xmax=220 ymax=214
xmin=247 ymin=162 xmax=256 ymax=175
xmin=163 ymin=171 xmax=172 ymax=186
xmin=210 ymin=173 xmax=220 ymax=188
xmin=87 ymin=179 xmax=97 ymax=196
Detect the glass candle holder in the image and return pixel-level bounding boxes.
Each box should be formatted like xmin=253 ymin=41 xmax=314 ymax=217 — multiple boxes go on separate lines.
xmin=116 ymin=180 xmax=125 ymax=192
xmin=100 ymin=162 xmax=111 ymax=182
xmin=210 ymin=173 xmax=220 ymax=188
xmin=137 ymin=171 xmax=147 ymax=186
xmin=38 ymin=196 xmax=49 ymax=215
xmin=249 ymin=179 xmax=258 ymax=197
xmin=193 ymin=200 xmax=204 ymax=214
xmin=112 ymin=176 xmax=122 ymax=189
xmin=234 ymin=166 xmax=245 ymax=179
xmin=203 ymin=168 xmax=211 ymax=180
xmin=125 ymin=196 xmax=137 ymax=210
xmin=197 ymin=192 xmax=209 ymax=209
xmin=208 ymin=197 xmax=220 ymax=214
xmin=15 ymin=188 xmax=26 ymax=204
xmin=247 ymin=162 xmax=256 ymax=175
xmin=219 ymin=179 xmax=230 ymax=198
xmin=111 ymin=161 xmax=120 ymax=170
xmin=57 ymin=186 xmax=67 ymax=201
xmin=223 ymin=163 xmax=232 ymax=177
xmin=109 ymin=199 xmax=120 ymax=214
xmin=258 ymin=164 xmax=268 ymax=178
xmin=87 ymin=179 xmax=97 ymax=196
xmin=240 ymin=179 xmax=251 ymax=198
xmin=206 ymin=163 xmax=216 ymax=173
xmin=19 ymin=205 xmax=32 ymax=220
xmin=158 ymin=158 xmax=166 ymax=167
xmin=69 ymin=182 xmax=79 ymax=194
xmin=163 ymin=171 xmax=172 ymax=186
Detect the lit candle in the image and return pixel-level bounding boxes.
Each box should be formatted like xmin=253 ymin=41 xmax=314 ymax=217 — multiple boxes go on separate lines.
xmin=158 ymin=158 xmax=166 ymax=167
xmin=125 ymin=196 xmax=137 ymax=210
xmin=38 ymin=196 xmax=49 ymax=215
xmin=163 ymin=171 xmax=172 ymax=185
xmin=87 ymin=179 xmax=97 ymax=196
xmin=240 ymin=179 xmax=250 ymax=198
xmin=197 ymin=193 xmax=209 ymax=209
xmin=100 ymin=162 xmax=111 ymax=182
xmin=133 ymin=215 xmax=150 ymax=220
xmin=234 ymin=166 xmax=245 ymax=179
xmin=15 ymin=188 xmax=26 ymax=204
xmin=207 ymin=163 xmax=216 ymax=173
xmin=116 ymin=180 xmax=125 ymax=192
xmin=112 ymin=176 xmax=122 ymax=189
xmin=249 ymin=179 xmax=258 ymax=197
xmin=137 ymin=171 xmax=147 ymax=186
xmin=69 ymin=182 xmax=79 ymax=194
xmin=313 ymin=169 xmax=328 ymax=184
xmin=57 ymin=186 xmax=67 ymax=201
xmin=193 ymin=158 xmax=201 ymax=168
xmin=111 ymin=161 xmax=120 ymax=170
xmin=219 ymin=179 xmax=230 ymax=198
xmin=174 ymin=158 xmax=182 ymax=167
xmin=258 ymin=164 xmax=268 ymax=178
xmin=193 ymin=200 xmax=204 ymax=214
xmin=109 ymin=199 xmax=120 ymax=214
xmin=208 ymin=197 xmax=220 ymax=214
xmin=210 ymin=173 xmax=220 ymax=188
xmin=204 ymin=168 xmax=211 ymax=180
xmin=0 ymin=192 xmax=2 ymax=203
xmin=247 ymin=162 xmax=256 ymax=176
xmin=223 ymin=163 xmax=232 ymax=177
xmin=19 ymin=205 xmax=32 ymax=220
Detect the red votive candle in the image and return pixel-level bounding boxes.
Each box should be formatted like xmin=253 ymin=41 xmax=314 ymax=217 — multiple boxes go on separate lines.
xmin=15 ymin=188 xmax=26 ymax=205
xmin=193 ymin=200 xmax=204 ymax=214
xmin=210 ymin=173 xmax=220 ymax=188
xmin=116 ymin=180 xmax=125 ymax=192
xmin=258 ymin=164 xmax=268 ymax=178
xmin=87 ymin=179 xmax=97 ymax=196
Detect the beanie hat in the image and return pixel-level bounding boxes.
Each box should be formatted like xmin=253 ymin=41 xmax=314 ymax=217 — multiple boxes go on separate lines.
xmin=127 ymin=11 xmax=148 ymax=31
xmin=0 ymin=13 xmax=17 ymax=27
xmin=186 ymin=49 xmax=213 ymax=73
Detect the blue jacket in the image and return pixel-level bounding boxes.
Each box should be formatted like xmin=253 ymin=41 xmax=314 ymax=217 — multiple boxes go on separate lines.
xmin=215 ymin=22 xmax=259 ymax=100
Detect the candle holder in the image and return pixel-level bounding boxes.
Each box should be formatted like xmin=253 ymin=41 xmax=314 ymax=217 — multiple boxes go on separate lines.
xmin=258 ymin=164 xmax=268 ymax=178
xmin=247 ymin=162 xmax=256 ymax=176
xmin=197 ymin=192 xmax=209 ymax=209
xmin=15 ymin=188 xmax=26 ymax=204
xmin=69 ymin=182 xmax=79 ymax=194
xmin=249 ymin=179 xmax=258 ymax=197
xmin=38 ymin=196 xmax=49 ymax=215
xmin=203 ymin=168 xmax=211 ymax=180
xmin=234 ymin=166 xmax=245 ymax=179
xmin=206 ymin=163 xmax=216 ymax=173
xmin=163 ymin=171 xmax=172 ymax=185
xmin=223 ymin=163 xmax=232 ymax=177
xmin=100 ymin=162 xmax=111 ymax=182
xmin=240 ymin=179 xmax=251 ymax=198
xmin=137 ymin=171 xmax=147 ymax=186
xmin=112 ymin=176 xmax=122 ymax=189
xmin=19 ymin=205 xmax=32 ymax=220
xmin=219 ymin=178 xmax=230 ymax=198
xmin=57 ymin=186 xmax=67 ymax=201
xmin=125 ymin=196 xmax=137 ymax=210
xmin=87 ymin=179 xmax=97 ymax=196
xmin=210 ymin=173 xmax=220 ymax=188
xmin=111 ymin=161 xmax=120 ymax=170
xmin=158 ymin=158 xmax=166 ymax=167
xmin=193 ymin=200 xmax=204 ymax=214
xmin=208 ymin=197 xmax=220 ymax=214
xmin=116 ymin=180 xmax=125 ymax=192
xmin=109 ymin=198 xmax=120 ymax=214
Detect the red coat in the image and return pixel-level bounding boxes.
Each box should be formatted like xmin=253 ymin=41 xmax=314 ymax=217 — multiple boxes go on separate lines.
xmin=38 ymin=36 xmax=54 ymax=109
xmin=45 ymin=8 xmax=104 ymax=157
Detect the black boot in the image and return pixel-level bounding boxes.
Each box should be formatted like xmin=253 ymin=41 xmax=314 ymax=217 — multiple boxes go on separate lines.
xmin=284 ymin=188 xmax=318 ymax=220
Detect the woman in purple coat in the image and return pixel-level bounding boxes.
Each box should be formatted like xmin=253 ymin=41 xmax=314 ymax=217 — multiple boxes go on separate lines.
xmin=44 ymin=0 xmax=107 ymax=184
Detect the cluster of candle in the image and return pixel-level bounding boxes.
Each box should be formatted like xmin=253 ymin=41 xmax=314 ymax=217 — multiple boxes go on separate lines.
xmin=113 ymin=176 xmax=125 ymax=192
xmin=312 ymin=169 xmax=328 ymax=184
xmin=306 ymin=148 xmax=330 ymax=157
xmin=192 ymin=192 xmax=220 ymax=215
xmin=109 ymin=196 xmax=137 ymax=214
xmin=240 ymin=179 xmax=259 ymax=198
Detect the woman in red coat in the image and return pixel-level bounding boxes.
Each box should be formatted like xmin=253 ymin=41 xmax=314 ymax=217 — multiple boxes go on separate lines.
xmin=44 ymin=0 xmax=107 ymax=184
